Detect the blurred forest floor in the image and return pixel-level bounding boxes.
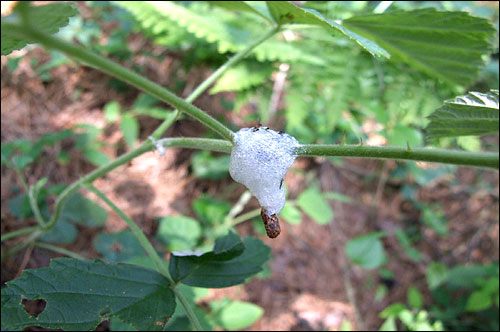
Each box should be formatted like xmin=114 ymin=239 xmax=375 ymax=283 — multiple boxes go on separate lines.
xmin=1 ymin=4 xmax=499 ymax=330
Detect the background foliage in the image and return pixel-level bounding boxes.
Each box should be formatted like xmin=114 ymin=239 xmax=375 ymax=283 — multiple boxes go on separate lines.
xmin=1 ymin=1 xmax=499 ymax=331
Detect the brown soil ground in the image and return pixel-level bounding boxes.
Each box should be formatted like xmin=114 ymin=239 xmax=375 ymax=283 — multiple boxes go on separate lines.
xmin=1 ymin=5 xmax=499 ymax=331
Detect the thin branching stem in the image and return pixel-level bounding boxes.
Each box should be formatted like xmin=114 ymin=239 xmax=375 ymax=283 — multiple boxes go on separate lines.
xmin=35 ymin=242 xmax=86 ymax=260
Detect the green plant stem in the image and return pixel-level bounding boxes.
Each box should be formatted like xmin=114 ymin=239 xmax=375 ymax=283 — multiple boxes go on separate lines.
xmin=157 ymin=137 xmax=232 ymax=153
xmin=1 ymin=226 xmax=39 ymax=242
xmin=5 ymin=23 xmax=234 ymax=142
xmin=35 ymin=242 xmax=86 ymax=260
xmin=6 ymin=160 xmax=46 ymax=227
xmin=231 ymin=208 xmax=262 ymax=226
xmin=28 ymin=185 xmax=47 ymax=226
xmin=172 ymin=287 xmax=203 ymax=331
xmin=84 ymin=183 xmax=171 ymax=279
xmin=4 ymin=230 xmax=43 ymax=259
xmin=297 ymin=144 xmax=499 ymax=170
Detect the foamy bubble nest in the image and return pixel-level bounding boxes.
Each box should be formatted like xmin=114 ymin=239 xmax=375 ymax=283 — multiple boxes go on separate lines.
xmin=229 ymin=127 xmax=300 ymax=215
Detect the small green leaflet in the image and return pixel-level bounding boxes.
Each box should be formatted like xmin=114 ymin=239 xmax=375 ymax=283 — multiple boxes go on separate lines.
xmin=1 ymin=3 xmax=79 ymax=55
xmin=1 ymin=258 xmax=176 ymax=331
xmin=345 ymin=232 xmax=387 ymax=269
xmin=265 ymin=1 xmax=390 ymax=58
xmin=426 ymin=90 xmax=499 ymax=139
xmin=343 ymin=8 xmax=496 ymax=86
xmin=211 ymin=300 xmax=264 ymax=330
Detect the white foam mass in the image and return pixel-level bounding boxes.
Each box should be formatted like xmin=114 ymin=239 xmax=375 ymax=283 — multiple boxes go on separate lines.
xmin=229 ymin=127 xmax=300 ymax=215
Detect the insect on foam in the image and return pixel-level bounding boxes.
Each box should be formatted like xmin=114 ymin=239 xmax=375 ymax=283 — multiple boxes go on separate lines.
xmin=229 ymin=127 xmax=300 ymax=238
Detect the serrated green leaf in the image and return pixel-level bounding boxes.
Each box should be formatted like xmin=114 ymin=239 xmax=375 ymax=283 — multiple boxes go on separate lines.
xmin=212 ymin=300 xmax=264 ymax=330
xmin=169 ymin=236 xmax=270 ymax=288
xmin=1 ymin=258 xmax=176 ymax=331
xmin=1 ymin=3 xmax=79 ymax=55
xmin=59 ymin=193 xmax=108 ymax=227
xmin=345 ymin=232 xmax=387 ymax=269
xmin=156 ymin=215 xmax=202 ymax=251
xmin=266 ymin=1 xmax=389 ymax=58
xmin=94 ymin=230 xmax=146 ymax=262
xmin=210 ymin=63 xmax=271 ymax=94
xmin=296 ymin=186 xmax=333 ymax=224
xmin=425 ymin=90 xmax=499 ymax=138
xmin=343 ymin=8 xmax=496 ymax=86
xmin=121 ymin=114 xmax=139 ymax=149
xmin=115 ymin=1 xmax=324 ymax=65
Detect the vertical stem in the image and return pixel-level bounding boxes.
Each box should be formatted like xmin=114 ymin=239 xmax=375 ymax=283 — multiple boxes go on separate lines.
xmin=172 ymin=287 xmax=203 ymax=331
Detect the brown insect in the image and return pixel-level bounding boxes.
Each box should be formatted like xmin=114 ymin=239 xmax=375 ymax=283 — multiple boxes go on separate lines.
xmin=252 ymin=122 xmax=262 ymax=132
xmin=261 ymin=208 xmax=281 ymax=238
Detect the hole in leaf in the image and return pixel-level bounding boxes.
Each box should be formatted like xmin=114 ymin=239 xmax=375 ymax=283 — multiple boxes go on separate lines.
xmin=22 ymin=298 xmax=46 ymax=318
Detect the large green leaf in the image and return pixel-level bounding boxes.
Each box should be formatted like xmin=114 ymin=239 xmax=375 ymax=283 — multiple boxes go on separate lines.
xmin=345 ymin=232 xmax=387 ymax=269
xmin=343 ymin=8 xmax=496 ymax=86
xmin=169 ymin=233 xmax=270 ymax=288
xmin=1 ymin=258 xmax=176 ymax=331
xmin=265 ymin=1 xmax=389 ymax=58
xmin=1 ymin=3 xmax=79 ymax=55
xmin=425 ymin=90 xmax=499 ymax=138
